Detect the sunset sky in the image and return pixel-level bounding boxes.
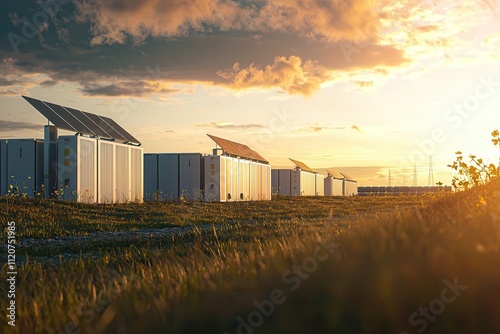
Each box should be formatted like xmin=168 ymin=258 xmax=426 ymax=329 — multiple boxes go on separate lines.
xmin=1 ymin=0 xmax=499 ymax=185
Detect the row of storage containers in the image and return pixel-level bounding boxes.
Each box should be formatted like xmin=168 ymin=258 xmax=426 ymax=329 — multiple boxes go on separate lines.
xmin=144 ymin=154 xmax=272 ymax=202
xmin=271 ymin=170 xmax=325 ymax=196
xmin=1 ymin=138 xmax=356 ymax=202
xmin=272 ymin=169 xmax=358 ymax=197
xmin=0 ymin=138 xmax=273 ymax=203
xmin=0 ymin=136 xmax=143 ymax=203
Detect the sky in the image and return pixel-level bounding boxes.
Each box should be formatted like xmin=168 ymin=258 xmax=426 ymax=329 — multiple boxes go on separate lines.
xmin=1 ymin=0 xmax=499 ymax=186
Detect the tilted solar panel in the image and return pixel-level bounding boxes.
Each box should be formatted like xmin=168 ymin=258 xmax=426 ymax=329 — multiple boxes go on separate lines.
xmin=22 ymin=96 xmax=141 ymax=145
xmin=23 ymin=96 xmax=77 ymax=131
xmin=207 ymin=134 xmax=269 ymax=164
xmin=326 ymin=169 xmax=345 ymax=179
xmin=100 ymin=115 xmax=141 ymax=144
xmin=84 ymin=112 xmax=122 ymax=140
xmin=43 ymin=101 xmax=95 ymax=136
xmin=289 ymin=158 xmax=317 ymax=174
xmin=340 ymin=172 xmax=356 ymax=182
xmin=63 ymin=106 xmax=107 ymax=138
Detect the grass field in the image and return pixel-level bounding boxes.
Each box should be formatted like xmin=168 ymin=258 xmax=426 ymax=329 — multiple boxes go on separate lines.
xmin=0 ymin=195 xmax=428 ymax=239
xmin=1 ymin=181 xmax=500 ymax=334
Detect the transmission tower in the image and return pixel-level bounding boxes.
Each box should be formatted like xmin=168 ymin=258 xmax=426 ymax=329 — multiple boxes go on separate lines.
xmin=388 ymin=170 xmax=392 ymax=187
xmin=428 ymin=156 xmax=434 ymax=186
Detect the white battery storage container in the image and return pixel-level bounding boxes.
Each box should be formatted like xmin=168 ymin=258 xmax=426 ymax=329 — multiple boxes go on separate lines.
xmin=58 ymin=135 xmax=98 ymax=203
xmin=204 ymin=155 xmax=271 ymax=202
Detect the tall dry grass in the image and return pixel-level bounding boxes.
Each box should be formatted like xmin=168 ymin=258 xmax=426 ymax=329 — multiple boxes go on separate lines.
xmin=1 ymin=181 xmax=499 ymax=333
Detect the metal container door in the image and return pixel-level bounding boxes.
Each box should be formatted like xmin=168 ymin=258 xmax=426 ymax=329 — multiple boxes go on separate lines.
xmin=99 ymin=141 xmax=115 ymax=203
xmin=158 ymin=154 xmax=179 ymax=201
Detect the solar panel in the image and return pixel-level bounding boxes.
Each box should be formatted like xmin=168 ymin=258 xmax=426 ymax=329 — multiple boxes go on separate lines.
xmin=80 ymin=112 xmax=114 ymax=139
xmin=326 ymin=169 xmax=345 ymax=179
xmin=22 ymin=96 xmax=141 ymax=145
xmin=99 ymin=115 xmax=140 ymax=144
xmin=340 ymin=172 xmax=356 ymax=182
xmin=23 ymin=96 xmax=77 ymax=131
xmin=207 ymin=134 xmax=269 ymax=164
xmin=289 ymin=158 xmax=317 ymax=174
xmin=84 ymin=112 xmax=122 ymax=140
xmin=43 ymin=101 xmax=95 ymax=136
xmin=63 ymin=106 xmax=108 ymax=138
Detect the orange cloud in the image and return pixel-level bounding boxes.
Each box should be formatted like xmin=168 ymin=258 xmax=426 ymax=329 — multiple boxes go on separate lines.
xmin=76 ymin=0 xmax=232 ymax=45
xmin=257 ymin=0 xmax=380 ymax=41
xmin=217 ymin=56 xmax=330 ymax=96
xmin=81 ymin=80 xmax=180 ymax=97
xmin=7 ymin=0 xmax=494 ymax=99
xmin=0 ymin=58 xmax=50 ymax=96
xmin=76 ymin=0 xmax=380 ymax=45
xmin=377 ymin=0 xmax=496 ymax=67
